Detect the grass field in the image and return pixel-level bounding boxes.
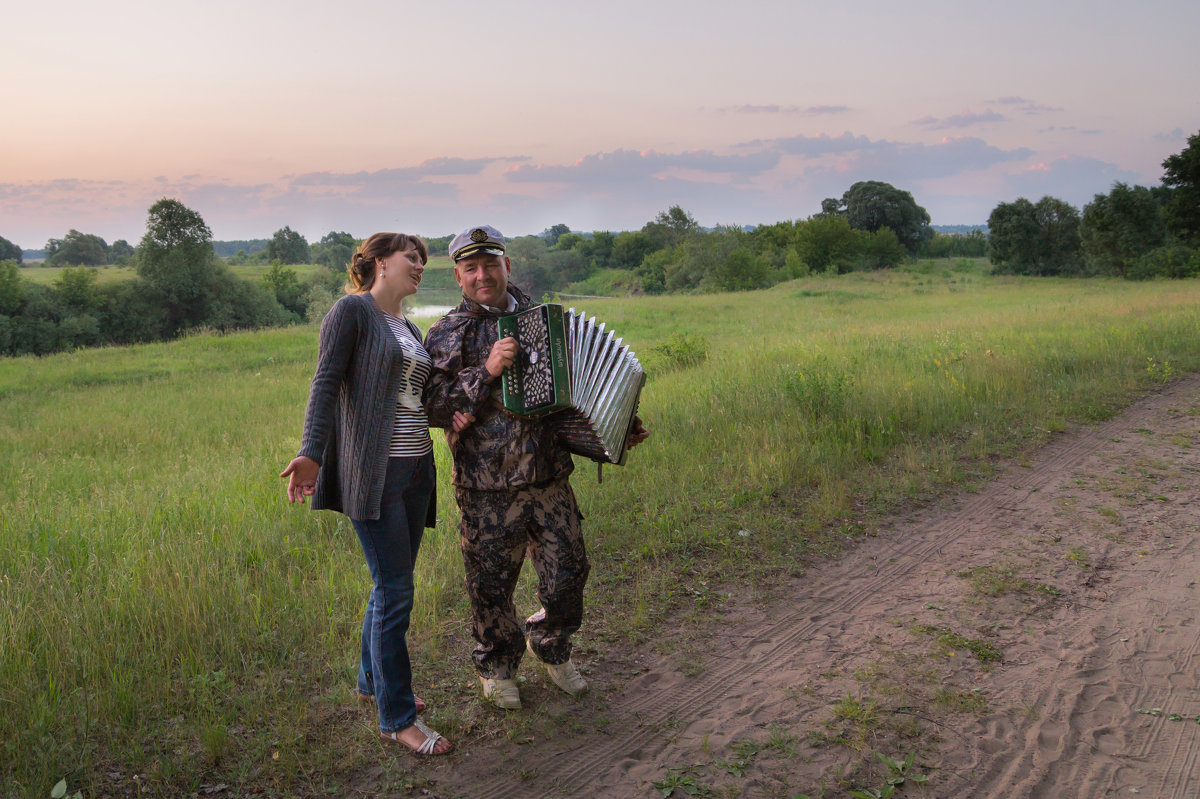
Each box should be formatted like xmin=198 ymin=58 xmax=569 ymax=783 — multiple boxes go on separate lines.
xmin=3 ymin=262 xmax=1200 ymax=795
xmin=15 ymin=254 xmax=460 ymax=291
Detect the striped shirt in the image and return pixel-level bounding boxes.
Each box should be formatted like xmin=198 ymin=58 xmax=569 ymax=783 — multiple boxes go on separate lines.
xmin=383 ymin=313 xmax=433 ymax=457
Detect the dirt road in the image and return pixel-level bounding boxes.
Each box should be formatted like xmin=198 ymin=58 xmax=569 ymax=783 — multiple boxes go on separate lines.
xmin=423 ymin=375 xmax=1200 ymax=798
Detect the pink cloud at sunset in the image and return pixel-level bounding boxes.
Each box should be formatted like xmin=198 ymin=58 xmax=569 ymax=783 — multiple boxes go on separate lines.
xmin=1 ymin=0 xmax=1197 ymax=248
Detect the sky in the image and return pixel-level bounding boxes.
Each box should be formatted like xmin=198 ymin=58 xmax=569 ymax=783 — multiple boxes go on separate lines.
xmin=2 ymin=0 xmax=1198 ymax=249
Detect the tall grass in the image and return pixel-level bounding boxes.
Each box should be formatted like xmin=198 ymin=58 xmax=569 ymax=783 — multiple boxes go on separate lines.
xmin=3 ymin=265 xmax=1200 ymax=794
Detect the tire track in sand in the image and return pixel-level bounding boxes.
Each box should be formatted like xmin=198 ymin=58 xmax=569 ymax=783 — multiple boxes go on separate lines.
xmin=448 ymin=375 xmax=1200 ymax=799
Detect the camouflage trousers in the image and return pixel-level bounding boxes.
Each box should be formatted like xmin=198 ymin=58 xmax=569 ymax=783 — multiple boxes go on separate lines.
xmin=455 ymin=476 xmax=590 ymax=679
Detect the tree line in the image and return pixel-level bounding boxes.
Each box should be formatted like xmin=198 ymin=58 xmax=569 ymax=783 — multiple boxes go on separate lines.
xmin=987 ymin=131 xmax=1200 ymax=278
xmin=506 ymin=180 xmax=949 ymax=297
xmin=0 ymin=201 xmax=346 ymax=357
xmin=1 ymin=130 xmax=1196 ymax=358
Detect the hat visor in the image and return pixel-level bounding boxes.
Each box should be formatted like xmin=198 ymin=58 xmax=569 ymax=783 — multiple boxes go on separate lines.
xmin=452 ymin=244 xmax=506 ymax=261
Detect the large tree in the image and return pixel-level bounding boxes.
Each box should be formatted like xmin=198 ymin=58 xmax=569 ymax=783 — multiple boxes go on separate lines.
xmin=611 ymin=231 xmax=656 ymax=270
xmin=642 ymin=205 xmax=701 ymax=249
xmin=794 ymin=214 xmax=860 ymax=274
xmin=541 ymin=223 xmax=571 ymax=246
xmin=267 ymin=226 xmax=310 ymax=264
xmin=108 ymin=239 xmax=136 ymax=264
xmin=1162 ymin=130 xmax=1200 ymax=246
xmin=137 ymin=198 xmax=217 ymax=333
xmin=53 ymin=267 xmax=101 ymax=313
xmin=50 ymin=229 xmax=108 ymax=266
xmin=0 ymin=260 xmax=23 ymax=315
xmin=587 ymin=230 xmax=615 ymax=268
xmin=311 ymin=231 xmax=356 ymax=271
xmin=0 ymin=235 xmax=21 ymax=264
xmin=1079 ymin=183 xmax=1166 ymax=277
xmin=987 ymin=196 xmax=1082 ymax=275
xmin=824 ymin=181 xmax=932 ymax=253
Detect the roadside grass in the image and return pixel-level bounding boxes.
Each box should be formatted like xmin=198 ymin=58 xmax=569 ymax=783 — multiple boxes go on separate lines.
xmin=4 ymin=267 xmax=1200 ymax=793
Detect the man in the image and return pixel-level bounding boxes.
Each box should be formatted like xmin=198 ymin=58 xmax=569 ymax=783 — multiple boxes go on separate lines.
xmin=423 ymin=225 xmax=646 ymax=710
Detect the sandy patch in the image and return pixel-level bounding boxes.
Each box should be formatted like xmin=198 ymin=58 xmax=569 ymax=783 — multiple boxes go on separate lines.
xmin=412 ymin=375 xmax=1200 ymax=798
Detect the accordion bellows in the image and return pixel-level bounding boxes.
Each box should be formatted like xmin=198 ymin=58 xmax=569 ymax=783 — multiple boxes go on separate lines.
xmin=498 ymin=304 xmax=645 ymax=465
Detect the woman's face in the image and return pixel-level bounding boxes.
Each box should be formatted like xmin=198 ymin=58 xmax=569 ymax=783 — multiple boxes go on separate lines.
xmin=377 ymin=246 xmax=425 ymax=298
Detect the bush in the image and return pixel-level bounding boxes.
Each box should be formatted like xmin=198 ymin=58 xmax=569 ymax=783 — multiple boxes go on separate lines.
xmin=98 ymin=280 xmax=170 ymax=344
xmin=306 ymin=285 xmax=338 ymax=323
xmin=13 ymin=316 xmax=58 ymax=355
xmin=860 ymin=227 xmax=908 ymax=270
xmin=58 ymin=314 xmax=102 ymax=350
xmin=784 ymin=251 xmax=809 ymax=279
xmin=795 ymin=215 xmax=860 ymax=274
xmin=207 ymin=269 xmax=295 ymax=330
xmin=562 ymin=268 xmax=640 ymax=297
xmin=637 ymin=247 xmax=678 ymax=294
xmin=708 ymin=249 xmax=771 ymax=291
xmin=650 ymin=333 xmax=708 ymax=371
xmin=1127 ymin=245 xmax=1200 ymax=280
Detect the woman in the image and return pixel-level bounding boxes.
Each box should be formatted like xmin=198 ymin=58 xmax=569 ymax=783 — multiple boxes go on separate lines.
xmin=280 ymin=232 xmax=452 ymax=756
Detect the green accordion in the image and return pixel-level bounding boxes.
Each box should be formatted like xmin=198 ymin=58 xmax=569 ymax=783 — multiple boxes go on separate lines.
xmin=498 ymin=303 xmax=645 ymax=465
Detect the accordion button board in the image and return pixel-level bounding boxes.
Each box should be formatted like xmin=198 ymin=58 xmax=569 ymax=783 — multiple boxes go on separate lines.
xmin=498 ymin=303 xmax=646 ymax=465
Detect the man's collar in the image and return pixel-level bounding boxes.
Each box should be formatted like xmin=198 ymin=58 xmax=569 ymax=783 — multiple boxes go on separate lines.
xmin=482 ymin=294 xmax=518 ymax=314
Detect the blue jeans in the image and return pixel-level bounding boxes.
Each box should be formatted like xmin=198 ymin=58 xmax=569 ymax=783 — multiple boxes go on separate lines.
xmin=350 ymin=453 xmax=434 ymax=734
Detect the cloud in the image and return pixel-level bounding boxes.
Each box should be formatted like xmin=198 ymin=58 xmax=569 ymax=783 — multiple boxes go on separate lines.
xmin=292 ymin=156 xmax=520 ymax=187
xmin=772 ymin=136 xmax=1034 ymax=210
xmin=505 ymin=148 xmax=782 ymax=186
xmin=1004 ymin=155 xmax=1146 ymax=208
xmin=855 ymin=137 xmax=1033 ymax=180
xmin=0 ymin=130 xmax=1157 ymax=244
xmin=0 ymin=178 xmax=151 ymax=246
xmin=912 ymin=109 xmax=1005 ymax=129
xmin=738 ymin=130 xmax=874 ymax=154
xmin=991 ymin=97 xmax=1063 ymax=114
xmin=1154 ymin=127 xmax=1187 ymax=142
xmin=715 ymin=104 xmax=851 ymax=115
xmin=1037 ymin=125 xmax=1103 ymax=135
xmin=740 ymin=132 xmax=1031 ymax=180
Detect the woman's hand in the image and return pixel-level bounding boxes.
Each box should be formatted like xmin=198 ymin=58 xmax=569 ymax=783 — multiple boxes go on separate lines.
xmin=452 ymin=411 xmax=476 ymax=433
xmin=485 ymin=336 xmax=518 ymax=378
xmin=280 ymin=456 xmax=320 ymax=503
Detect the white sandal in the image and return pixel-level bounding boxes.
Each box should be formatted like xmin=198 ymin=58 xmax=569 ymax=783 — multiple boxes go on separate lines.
xmin=380 ymin=719 xmax=452 ymax=756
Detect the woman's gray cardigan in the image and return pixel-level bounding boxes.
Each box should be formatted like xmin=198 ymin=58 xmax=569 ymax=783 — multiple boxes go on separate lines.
xmin=296 ymin=292 xmax=436 ymax=525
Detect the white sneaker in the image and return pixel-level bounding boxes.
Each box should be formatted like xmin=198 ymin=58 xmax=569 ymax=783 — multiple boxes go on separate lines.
xmin=527 ymin=639 xmax=588 ymax=695
xmin=479 ymin=676 xmax=521 ymax=710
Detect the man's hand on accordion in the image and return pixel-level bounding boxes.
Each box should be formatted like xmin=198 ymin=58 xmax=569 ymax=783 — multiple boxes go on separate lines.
xmin=627 ymin=416 xmax=650 ymax=450
xmin=485 ymin=336 xmax=519 ymax=378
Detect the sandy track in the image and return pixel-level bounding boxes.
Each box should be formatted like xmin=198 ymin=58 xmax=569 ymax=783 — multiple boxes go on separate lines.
xmin=431 ymin=375 xmax=1200 ymax=798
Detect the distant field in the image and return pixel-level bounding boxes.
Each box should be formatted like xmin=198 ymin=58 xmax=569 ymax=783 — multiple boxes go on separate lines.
xmin=18 ymin=263 xmax=141 ymax=285
xmin=16 ymin=255 xmax=465 ymax=307
xmin=5 ymin=263 xmax=1200 ymax=794
xmin=18 ymin=254 xmax=457 ymax=284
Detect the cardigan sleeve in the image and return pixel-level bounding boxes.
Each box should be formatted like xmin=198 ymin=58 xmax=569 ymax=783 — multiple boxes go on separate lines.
xmin=297 ymin=296 xmax=362 ymax=463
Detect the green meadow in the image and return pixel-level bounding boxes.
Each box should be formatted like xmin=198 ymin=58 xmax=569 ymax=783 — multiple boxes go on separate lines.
xmin=4 ymin=262 xmax=1200 ymax=795
xmin=18 ymin=256 xmax=459 ymax=288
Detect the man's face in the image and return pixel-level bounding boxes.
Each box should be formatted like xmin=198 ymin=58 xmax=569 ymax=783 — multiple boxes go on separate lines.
xmin=454 ymin=253 xmax=511 ymax=308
